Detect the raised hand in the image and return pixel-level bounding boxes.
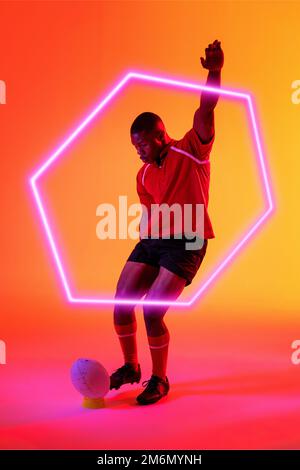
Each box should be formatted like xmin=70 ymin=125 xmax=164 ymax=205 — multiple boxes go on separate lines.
xmin=200 ymin=40 xmax=224 ymax=72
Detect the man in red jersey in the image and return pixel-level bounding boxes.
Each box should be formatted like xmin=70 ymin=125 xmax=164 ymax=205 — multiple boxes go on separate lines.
xmin=110 ymin=40 xmax=224 ymax=405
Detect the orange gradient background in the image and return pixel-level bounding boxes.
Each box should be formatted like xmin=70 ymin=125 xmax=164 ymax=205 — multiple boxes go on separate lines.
xmin=0 ymin=0 xmax=299 ymax=450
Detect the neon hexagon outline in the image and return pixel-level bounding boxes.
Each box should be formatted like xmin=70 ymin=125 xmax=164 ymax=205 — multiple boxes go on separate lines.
xmin=30 ymin=71 xmax=275 ymax=307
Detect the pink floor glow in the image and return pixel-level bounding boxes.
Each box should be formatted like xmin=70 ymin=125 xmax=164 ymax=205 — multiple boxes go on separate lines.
xmin=0 ymin=316 xmax=299 ymax=450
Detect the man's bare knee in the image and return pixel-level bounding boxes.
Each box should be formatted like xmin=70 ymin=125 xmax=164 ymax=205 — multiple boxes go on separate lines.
xmin=143 ymin=305 xmax=166 ymax=323
xmin=114 ymin=308 xmax=135 ymax=325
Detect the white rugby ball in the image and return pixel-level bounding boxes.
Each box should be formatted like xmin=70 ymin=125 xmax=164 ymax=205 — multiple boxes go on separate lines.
xmin=70 ymin=358 xmax=110 ymax=398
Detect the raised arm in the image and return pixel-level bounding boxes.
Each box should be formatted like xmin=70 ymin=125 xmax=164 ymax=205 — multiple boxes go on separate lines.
xmin=193 ymin=39 xmax=224 ymax=143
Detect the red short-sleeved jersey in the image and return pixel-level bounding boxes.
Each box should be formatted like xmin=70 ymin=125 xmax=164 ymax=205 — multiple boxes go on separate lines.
xmin=136 ymin=127 xmax=215 ymax=240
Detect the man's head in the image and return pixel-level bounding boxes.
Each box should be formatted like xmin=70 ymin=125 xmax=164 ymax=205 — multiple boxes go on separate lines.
xmin=130 ymin=112 xmax=170 ymax=164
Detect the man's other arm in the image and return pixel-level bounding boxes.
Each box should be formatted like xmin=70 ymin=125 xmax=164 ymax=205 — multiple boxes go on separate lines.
xmin=193 ymin=40 xmax=224 ymax=143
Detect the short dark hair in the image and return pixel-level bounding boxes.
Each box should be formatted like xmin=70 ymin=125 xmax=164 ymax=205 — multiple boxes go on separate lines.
xmin=130 ymin=112 xmax=163 ymax=134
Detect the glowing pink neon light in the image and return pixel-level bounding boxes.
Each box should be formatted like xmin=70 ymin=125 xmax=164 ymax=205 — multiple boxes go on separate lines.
xmin=30 ymin=71 xmax=275 ymax=307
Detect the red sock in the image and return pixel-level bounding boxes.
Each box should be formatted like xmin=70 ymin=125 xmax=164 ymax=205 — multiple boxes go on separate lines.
xmin=114 ymin=320 xmax=138 ymax=367
xmin=147 ymin=331 xmax=170 ymax=380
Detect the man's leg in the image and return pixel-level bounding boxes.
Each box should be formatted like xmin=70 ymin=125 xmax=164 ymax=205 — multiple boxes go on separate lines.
xmin=113 ymin=261 xmax=159 ymax=367
xmin=135 ymin=267 xmax=186 ymax=404
xmin=143 ymin=267 xmax=186 ymax=380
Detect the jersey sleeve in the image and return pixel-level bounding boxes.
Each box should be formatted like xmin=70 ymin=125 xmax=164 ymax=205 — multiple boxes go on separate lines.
xmin=177 ymin=127 xmax=215 ymax=162
xmin=136 ymin=168 xmax=154 ymax=239
xmin=136 ymin=168 xmax=154 ymax=210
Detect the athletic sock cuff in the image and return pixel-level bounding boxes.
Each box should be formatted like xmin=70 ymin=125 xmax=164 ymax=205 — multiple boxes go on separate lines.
xmin=147 ymin=331 xmax=170 ymax=349
xmin=114 ymin=320 xmax=137 ymax=337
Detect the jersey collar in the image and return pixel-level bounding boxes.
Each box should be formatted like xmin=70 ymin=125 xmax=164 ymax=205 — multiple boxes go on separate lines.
xmin=155 ymin=139 xmax=176 ymax=168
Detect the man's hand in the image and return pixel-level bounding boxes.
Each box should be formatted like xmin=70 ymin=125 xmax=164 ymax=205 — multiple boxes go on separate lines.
xmin=200 ymin=39 xmax=224 ymax=72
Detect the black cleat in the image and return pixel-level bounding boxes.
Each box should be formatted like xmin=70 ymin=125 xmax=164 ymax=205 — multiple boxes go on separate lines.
xmin=110 ymin=363 xmax=141 ymax=390
xmin=136 ymin=375 xmax=170 ymax=405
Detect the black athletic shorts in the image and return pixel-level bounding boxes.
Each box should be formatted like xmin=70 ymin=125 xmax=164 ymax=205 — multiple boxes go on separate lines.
xmin=127 ymin=236 xmax=208 ymax=286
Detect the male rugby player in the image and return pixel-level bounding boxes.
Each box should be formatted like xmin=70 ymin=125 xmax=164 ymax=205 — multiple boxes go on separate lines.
xmin=110 ymin=40 xmax=224 ymax=405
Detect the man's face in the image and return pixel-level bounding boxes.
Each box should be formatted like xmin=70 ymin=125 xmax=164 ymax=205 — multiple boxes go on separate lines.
xmin=131 ymin=130 xmax=164 ymax=164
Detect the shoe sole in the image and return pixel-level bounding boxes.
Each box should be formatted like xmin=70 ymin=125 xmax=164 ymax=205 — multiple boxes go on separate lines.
xmin=110 ymin=377 xmax=141 ymax=391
